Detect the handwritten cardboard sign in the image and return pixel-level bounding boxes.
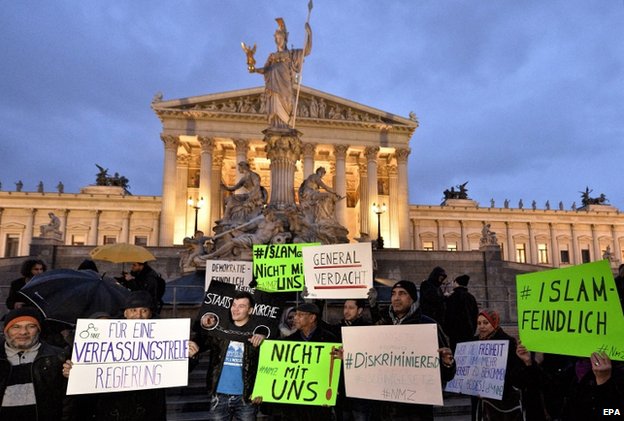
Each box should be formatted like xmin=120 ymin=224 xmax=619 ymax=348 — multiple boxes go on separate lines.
xmin=302 ymin=243 xmax=373 ymax=299
xmin=252 ymin=340 xmax=342 ymax=406
xmin=516 ymin=260 xmax=624 ymax=361
xmin=204 ymin=259 xmax=253 ymax=291
xmin=444 ymin=340 xmax=509 ymax=400
xmin=253 ymin=243 xmax=318 ymax=292
xmin=197 ymin=281 xmax=285 ymax=341
xmin=67 ymin=318 xmax=190 ymax=395
xmin=341 ymin=324 xmax=443 ymax=405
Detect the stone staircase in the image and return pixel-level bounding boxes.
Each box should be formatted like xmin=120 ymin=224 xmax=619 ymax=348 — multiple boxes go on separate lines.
xmin=165 ymin=354 xmax=472 ymax=420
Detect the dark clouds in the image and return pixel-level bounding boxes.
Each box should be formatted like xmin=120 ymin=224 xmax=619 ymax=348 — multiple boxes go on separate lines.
xmin=1 ymin=1 xmax=622 ymax=209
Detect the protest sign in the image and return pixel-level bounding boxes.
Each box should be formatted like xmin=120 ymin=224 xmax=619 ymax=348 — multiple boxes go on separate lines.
xmin=204 ymin=259 xmax=253 ymax=291
xmin=302 ymin=242 xmax=373 ymax=299
xmin=252 ymin=340 xmax=342 ymax=406
xmin=67 ymin=318 xmax=190 ymax=395
xmin=197 ymin=281 xmax=285 ymax=341
xmin=341 ymin=324 xmax=443 ymax=405
xmin=253 ymin=243 xmax=318 ymax=292
xmin=517 ymin=260 xmax=624 ymax=361
xmin=444 ymin=340 xmax=509 ymax=399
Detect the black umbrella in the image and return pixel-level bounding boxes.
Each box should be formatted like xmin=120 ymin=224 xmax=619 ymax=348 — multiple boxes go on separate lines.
xmin=19 ymin=268 xmax=130 ymax=326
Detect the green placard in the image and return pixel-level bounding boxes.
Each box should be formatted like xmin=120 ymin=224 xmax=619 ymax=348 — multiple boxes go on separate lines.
xmin=252 ymin=243 xmax=318 ymax=292
xmin=516 ymin=260 xmax=624 ymax=360
xmin=252 ymin=340 xmax=342 ymax=406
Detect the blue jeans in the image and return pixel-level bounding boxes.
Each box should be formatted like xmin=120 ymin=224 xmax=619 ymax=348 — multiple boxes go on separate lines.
xmin=207 ymin=393 xmax=257 ymax=421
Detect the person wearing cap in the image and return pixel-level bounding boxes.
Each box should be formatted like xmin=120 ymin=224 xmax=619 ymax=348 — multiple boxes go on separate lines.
xmin=443 ymin=274 xmax=478 ymax=352
xmin=188 ymin=291 xmax=266 ymax=421
xmin=279 ymin=302 xmax=337 ymax=421
xmin=375 ymin=280 xmax=455 ymax=421
xmin=0 ymin=307 xmax=67 ymax=420
xmin=419 ymin=266 xmax=448 ymax=324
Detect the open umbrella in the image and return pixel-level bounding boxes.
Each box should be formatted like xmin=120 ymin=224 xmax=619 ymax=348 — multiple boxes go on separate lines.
xmin=19 ymin=269 xmax=130 ymax=326
xmin=89 ymin=243 xmax=156 ymax=263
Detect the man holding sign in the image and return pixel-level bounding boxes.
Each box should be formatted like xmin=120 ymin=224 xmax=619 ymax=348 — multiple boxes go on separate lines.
xmin=189 ymin=291 xmax=265 ymax=421
xmin=374 ymin=280 xmax=455 ymax=420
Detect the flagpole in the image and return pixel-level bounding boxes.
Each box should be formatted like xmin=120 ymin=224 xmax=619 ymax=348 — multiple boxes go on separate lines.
xmin=292 ymin=0 xmax=313 ymax=130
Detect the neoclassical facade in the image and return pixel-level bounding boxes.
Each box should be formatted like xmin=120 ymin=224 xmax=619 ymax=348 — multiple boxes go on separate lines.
xmin=1 ymin=86 xmax=622 ymax=268
xmin=151 ymin=85 xmax=416 ymax=248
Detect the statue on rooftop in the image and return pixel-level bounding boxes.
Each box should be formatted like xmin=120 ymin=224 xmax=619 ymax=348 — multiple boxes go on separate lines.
xmin=244 ymin=12 xmax=312 ymax=129
xmin=580 ymin=186 xmax=608 ymax=206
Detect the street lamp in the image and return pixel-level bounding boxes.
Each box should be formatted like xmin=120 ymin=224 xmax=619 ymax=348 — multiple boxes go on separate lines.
xmin=187 ymin=196 xmax=205 ymax=234
xmin=372 ymin=202 xmax=387 ymax=249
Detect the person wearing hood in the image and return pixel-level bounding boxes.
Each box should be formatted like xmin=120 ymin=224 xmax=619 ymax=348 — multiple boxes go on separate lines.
xmin=374 ymin=280 xmax=455 ymax=421
xmin=443 ymin=274 xmax=478 ymax=352
xmin=419 ymin=266 xmax=448 ymax=324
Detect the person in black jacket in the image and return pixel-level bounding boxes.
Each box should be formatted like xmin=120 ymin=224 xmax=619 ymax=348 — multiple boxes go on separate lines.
xmin=443 ymin=274 xmax=478 ymax=352
xmin=0 ymin=307 xmax=67 ymax=421
xmin=5 ymin=259 xmax=46 ymax=310
xmin=374 ymin=280 xmax=456 ymax=421
xmin=188 ymin=291 xmax=265 ymax=421
xmin=330 ymin=299 xmax=373 ymax=421
xmin=419 ymin=266 xmax=448 ymax=324
xmin=280 ymin=302 xmax=338 ymax=421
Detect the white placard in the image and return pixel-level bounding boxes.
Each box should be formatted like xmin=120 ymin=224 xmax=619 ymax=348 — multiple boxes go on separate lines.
xmin=67 ymin=318 xmax=190 ymax=395
xmin=302 ymin=242 xmax=373 ymax=299
xmin=444 ymin=340 xmax=509 ymax=400
xmin=341 ymin=324 xmax=444 ymax=406
xmin=205 ymin=260 xmax=253 ymax=291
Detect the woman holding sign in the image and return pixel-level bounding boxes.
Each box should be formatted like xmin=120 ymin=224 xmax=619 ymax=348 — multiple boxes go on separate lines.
xmin=474 ymin=309 xmax=525 ymax=421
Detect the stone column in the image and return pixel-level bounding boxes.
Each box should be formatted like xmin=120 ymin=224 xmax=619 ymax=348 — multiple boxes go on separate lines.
xmin=302 ymin=143 xmax=316 ymax=178
xmin=175 ymin=154 xmax=191 ymax=239
xmin=611 ymin=224 xmax=622 ymax=264
xmin=435 ymin=219 xmax=443 ymax=250
xmin=549 ymin=223 xmax=559 ymax=267
xmin=527 ymin=223 xmax=536 ymax=264
xmin=150 ymin=212 xmax=160 ymax=247
xmin=160 ymin=134 xmax=179 ymax=246
xmin=570 ymin=224 xmax=579 ymax=264
xmin=395 ymin=148 xmax=411 ymax=249
xmin=121 ymin=211 xmax=132 ymax=243
xmin=459 ymin=221 xmax=466 ymax=251
xmin=198 ymin=136 xmax=214 ymax=233
xmin=22 ymin=209 xmax=36 ymax=255
xmin=505 ymin=222 xmax=514 ymax=261
xmin=0 ymin=208 xmax=3 ymax=255
xmin=591 ymin=224 xmax=601 ymax=261
xmin=233 ymin=138 xmax=250 ymax=182
xmin=263 ymin=128 xmax=301 ymax=209
xmin=88 ymin=210 xmax=101 ymax=245
xmin=61 ymin=209 xmax=69 ymax=245
xmin=365 ymin=147 xmax=380 ymax=239
xmin=388 ymin=165 xmax=398 ymax=248
xmin=212 ymin=153 xmax=224 ymax=226
xmin=333 ymin=145 xmax=348 ymax=227
xmin=411 ymin=219 xmax=419 ymax=250
xmin=358 ymin=161 xmax=369 ymax=237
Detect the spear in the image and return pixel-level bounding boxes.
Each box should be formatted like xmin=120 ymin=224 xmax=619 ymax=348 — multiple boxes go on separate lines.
xmin=291 ymin=0 xmax=313 ymax=129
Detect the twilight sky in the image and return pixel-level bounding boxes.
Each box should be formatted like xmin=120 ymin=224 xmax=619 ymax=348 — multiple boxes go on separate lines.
xmin=1 ymin=1 xmax=623 ymax=210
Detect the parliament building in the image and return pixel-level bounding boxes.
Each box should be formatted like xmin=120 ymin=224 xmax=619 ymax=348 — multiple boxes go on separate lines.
xmin=1 ymin=85 xmax=622 ymax=269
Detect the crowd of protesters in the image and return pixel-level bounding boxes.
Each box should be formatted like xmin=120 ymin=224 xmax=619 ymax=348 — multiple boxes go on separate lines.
xmin=1 ymin=259 xmax=622 ymax=420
